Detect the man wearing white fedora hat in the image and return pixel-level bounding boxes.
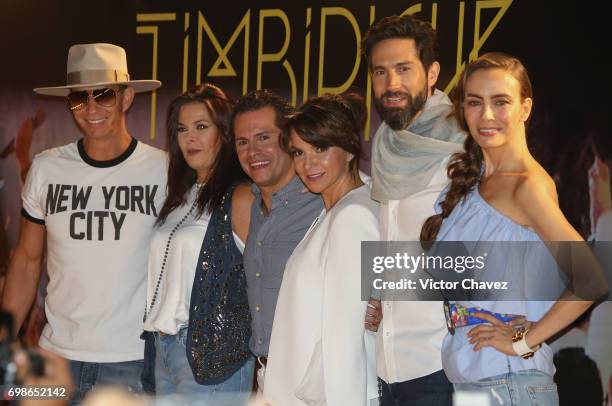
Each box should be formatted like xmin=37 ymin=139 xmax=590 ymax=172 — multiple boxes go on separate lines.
xmin=1 ymin=43 xmax=167 ymax=401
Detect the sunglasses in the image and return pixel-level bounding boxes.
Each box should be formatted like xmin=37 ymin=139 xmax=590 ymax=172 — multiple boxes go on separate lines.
xmin=67 ymin=87 xmax=122 ymax=111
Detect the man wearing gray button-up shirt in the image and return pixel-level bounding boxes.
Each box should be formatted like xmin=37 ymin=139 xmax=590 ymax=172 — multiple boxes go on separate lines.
xmin=232 ymin=90 xmax=323 ymax=359
xmin=245 ymin=176 xmax=323 ymax=355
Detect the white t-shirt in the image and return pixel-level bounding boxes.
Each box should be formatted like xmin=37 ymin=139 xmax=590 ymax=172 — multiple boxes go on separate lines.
xmin=143 ymin=184 xmax=245 ymax=335
xmin=21 ymin=138 xmax=167 ymax=362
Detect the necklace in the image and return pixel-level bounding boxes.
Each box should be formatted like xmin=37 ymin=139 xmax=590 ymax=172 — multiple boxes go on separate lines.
xmin=143 ymin=196 xmax=198 ymax=322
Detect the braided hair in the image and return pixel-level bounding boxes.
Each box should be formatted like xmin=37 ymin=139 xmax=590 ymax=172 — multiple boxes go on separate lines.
xmin=420 ymin=52 xmax=533 ymax=241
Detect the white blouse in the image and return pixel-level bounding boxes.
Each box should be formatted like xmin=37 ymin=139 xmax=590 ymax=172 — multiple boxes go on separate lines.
xmin=144 ymin=185 xmax=243 ymax=334
xmin=264 ymin=184 xmax=380 ymax=406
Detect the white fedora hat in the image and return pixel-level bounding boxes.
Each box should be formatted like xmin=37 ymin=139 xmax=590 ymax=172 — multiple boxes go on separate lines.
xmin=34 ymin=43 xmax=161 ymax=96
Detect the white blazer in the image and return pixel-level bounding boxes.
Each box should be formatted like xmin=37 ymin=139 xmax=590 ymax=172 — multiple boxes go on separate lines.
xmin=264 ymin=184 xmax=380 ymax=406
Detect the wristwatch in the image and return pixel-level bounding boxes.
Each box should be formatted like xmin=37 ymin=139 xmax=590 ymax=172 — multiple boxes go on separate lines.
xmin=511 ymin=326 xmax=541 ymax=359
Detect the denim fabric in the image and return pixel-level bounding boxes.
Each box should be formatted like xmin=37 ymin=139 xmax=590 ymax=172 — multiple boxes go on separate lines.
xmin=155 ymin=328 xmax=254 ymax=405
xmin=454 ymin=369 xmax=558 ymax=406
xmin=141 ymin=330 xmax=156 ymax=394
xmin=68 ymin=358 xmax=143 ymax=404
xmin=380 ymin=369 xmax=453 ymax=406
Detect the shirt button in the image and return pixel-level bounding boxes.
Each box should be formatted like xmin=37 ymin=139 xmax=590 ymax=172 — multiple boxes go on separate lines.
xmin=385 ymin=302 xmax=391 ymax=308
xmin=257 ymin=338 xmax=263 ymax=344
xmin=255 ymin=272 xmax=261 ymax=278
xmin=255 ymin=305 xmax=261 ymax=312
xmin=385 ymin=332 xmax=390 ymax=337
xmin=257 ymin=241 xmax=262 ymax=246
xmin=284 ymin=199 xmax=288 ymax=206
xmin=260 ymin=210 xmax=264 ymax=215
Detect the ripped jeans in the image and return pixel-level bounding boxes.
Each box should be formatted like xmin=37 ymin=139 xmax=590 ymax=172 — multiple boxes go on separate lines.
xmin=454 ymin=369 xmax=558 ymax=406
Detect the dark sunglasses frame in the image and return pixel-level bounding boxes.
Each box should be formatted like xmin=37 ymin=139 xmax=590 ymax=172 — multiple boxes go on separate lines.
xmin=67 ymin=87 xmax=124 ymax=111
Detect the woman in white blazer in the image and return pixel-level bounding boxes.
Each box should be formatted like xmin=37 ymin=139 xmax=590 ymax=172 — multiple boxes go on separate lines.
xmin=263 ymin=93 xmax=379 ymax=406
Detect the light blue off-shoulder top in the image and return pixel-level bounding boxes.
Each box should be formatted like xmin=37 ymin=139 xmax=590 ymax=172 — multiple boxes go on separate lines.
xmin=434 ymin=181 xmax=566 ymax=383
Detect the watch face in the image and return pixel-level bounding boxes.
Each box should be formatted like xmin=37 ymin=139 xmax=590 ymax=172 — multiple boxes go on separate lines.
xmin=511 ymin=326 xmax=527 ymax=342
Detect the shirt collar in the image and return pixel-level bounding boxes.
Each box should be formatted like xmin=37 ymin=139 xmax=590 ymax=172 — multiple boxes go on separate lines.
xmin=251 ymin=175 xmax=309 ymax=211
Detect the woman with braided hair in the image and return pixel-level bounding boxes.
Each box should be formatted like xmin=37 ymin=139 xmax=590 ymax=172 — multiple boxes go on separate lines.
xmin=420 ymin=53 xmax=595 ymax=404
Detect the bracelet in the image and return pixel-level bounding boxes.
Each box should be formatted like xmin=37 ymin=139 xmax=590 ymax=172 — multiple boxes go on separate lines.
xmin=511 ymin=327 xmax=541 ymax=359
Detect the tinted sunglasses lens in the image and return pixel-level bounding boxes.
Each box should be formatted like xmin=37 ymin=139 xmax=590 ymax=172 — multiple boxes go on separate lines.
xmin=93 ymin=88 xmax=117 ymax=107
xmin=68 ymin=91 xmax=89 ymax=110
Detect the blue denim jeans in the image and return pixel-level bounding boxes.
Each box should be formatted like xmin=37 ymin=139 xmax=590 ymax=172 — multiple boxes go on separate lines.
xmin=69 ymin=358 xmax=144 ymax=404
xmin=154 ymin=327 xmax=254 ymax=405
xmin=380 ymin=369 xmax=454 ymax=406
xmin=454 ymin=369 xmax=558 ymax=406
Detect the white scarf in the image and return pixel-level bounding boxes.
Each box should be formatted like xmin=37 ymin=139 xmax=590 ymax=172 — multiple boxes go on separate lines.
xmin=371 ymin=89 xmax=466 ymax=202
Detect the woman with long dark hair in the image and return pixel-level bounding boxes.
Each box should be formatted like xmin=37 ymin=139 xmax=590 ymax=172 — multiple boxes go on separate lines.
xmin=264 ymin=93 xmax=379 ymax=405
xmin=420 ymin=53 xmax=596 ymax=404
xmin=143 ymin=83 xmax=253 ymax=403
